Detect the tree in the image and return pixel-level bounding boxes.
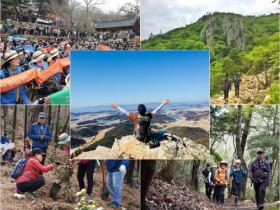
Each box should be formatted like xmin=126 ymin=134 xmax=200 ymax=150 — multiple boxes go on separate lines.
xmin=119 ymin=2 xmax=140 ymax=18
xmin=191 ymin=160 xmax=200 ymax=191
xmin=12 ymin=105 xmax=17 ymax=143
xmin=83 ymin=0 xmax=105 ymax=29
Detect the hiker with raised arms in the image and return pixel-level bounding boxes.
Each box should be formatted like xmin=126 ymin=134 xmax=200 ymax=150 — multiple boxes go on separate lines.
xmin=214 ymin=160 xmax=230 ymax=206
xmin=16 ymin=148 xmax=54 ymax=199
xmin=112 ymin=99 xmax=170 ymax=147
xmin=230 ymin=159 xmax=246 ymax=206
xmin=27 ymin=112 xmax=52 ymax=165
xmin=249 ymin=149 xmax=271 ymax=210
xmin=0 ymin=50 xmax=32 ymax=104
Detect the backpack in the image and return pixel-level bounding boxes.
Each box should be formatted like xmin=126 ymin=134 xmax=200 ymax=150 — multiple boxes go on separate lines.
xmin=137 ymin=114 xmax=152 ymax=139
xmin=234 ymin=76 xmax=240 ymax=86
xmin=11 ymin=159 xmax=28 ymax=179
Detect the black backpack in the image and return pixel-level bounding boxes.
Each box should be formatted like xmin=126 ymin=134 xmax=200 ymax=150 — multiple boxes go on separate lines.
xmin=137 ymin=114 xmax=152 ymax=139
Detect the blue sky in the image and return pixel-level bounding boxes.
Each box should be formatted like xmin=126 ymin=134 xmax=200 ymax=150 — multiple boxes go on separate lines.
xmin=71 ymin=51 xmax=209 ymax=108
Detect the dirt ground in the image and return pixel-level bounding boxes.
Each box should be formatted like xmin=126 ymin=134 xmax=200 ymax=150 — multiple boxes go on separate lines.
xmin=0 ymin=145 xmax=140 ymax=210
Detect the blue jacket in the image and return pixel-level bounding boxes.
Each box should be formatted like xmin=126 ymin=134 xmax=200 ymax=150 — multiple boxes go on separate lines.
xmin=1 ymin=135 xmax=9 ymax=144
xmin=27 ymin=122 xmax=52 ymax=149
xmin=30 ymin=62 xmax=48 ymax=87
xmin=106 ymin=160 xmax=130 ymax=173
xmin=0 ymin=67 xmax=31 ymax=104
xmin=230 ymin=166 xmax=245 ymax=183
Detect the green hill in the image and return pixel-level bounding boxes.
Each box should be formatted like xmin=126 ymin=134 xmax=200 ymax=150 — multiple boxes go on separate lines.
xmin=142 ymin=12 xmax=279 ymax=103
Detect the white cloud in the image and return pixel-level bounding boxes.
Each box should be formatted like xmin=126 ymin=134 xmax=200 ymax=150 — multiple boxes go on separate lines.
xmin=141 ymin=0 xmax=279 ymax=40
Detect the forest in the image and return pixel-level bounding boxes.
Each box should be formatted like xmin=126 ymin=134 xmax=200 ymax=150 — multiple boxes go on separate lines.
xmin=142 ymin=12 xmax=279 ymax=104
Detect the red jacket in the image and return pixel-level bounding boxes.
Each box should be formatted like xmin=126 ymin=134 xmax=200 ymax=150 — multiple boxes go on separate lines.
xmin=16 ymin=157 xmax=53 ymax=183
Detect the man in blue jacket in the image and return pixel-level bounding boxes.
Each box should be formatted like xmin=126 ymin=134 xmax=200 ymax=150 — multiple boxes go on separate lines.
xmin=230 ymin=159 xmax=246 ymax=206
xmin=105 ymin=160 xmax=130 ymax=209
xmin=27 ymin=112 xmax=52 ymax=165
xmin=1 ymin=131 xmax=9 ymax=144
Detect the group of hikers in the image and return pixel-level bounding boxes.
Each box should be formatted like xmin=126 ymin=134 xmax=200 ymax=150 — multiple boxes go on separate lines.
xmin=1 ymin=112 xmax=131 ymax=209
xmin=223 ymin=72 xmax=242 ymax=103
xmin=202 ymin=149 xmax=271 ymax=210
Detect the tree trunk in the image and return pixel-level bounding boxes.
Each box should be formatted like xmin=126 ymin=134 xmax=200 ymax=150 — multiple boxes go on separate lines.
xmin=3 ymin=106 xmax=8 ymax=132
xmin=24 ymin=105 xmax=28 ymax=139
xmin=141 ymin=160 xmax=156 ymax=209
xmin=191 ymin=160 xmax=200 ymax=191
xmin=48 ymin=105 xmax=52 ymax=126
xmin=12 ymin=105 xmax=17 ymax=143
xmin=54 ymin=106 xmax=61 ymax=144
xmin=61 ymin=114 xmax=70 ymax=133
xmin=241 ymin=106 xmax=253 ymax=154
xmin=124 ymin=160 xmax=135 ymax=187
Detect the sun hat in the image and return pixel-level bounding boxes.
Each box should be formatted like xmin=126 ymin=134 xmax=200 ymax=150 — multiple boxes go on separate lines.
xmin=31 ymin=51 xmax=46 ymax=63
xmin=58 ymin=133 xmax=70 ymax=145
xmin=50 ymin=49 xmax=59 ymax=58
xmin=2 ymin=50 xmax=18 ymax=65
xmin=219 ymin=160 xmax=228 ymax=167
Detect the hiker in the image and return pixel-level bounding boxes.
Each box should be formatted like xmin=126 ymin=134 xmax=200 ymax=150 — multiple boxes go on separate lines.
xmin=77 ymin=160 xmax=96 ymax=200
xmin=1 ymin=131 xmax=9 ymax=144
xmin=0 ymin=50 xmax=32 ymax=104
xmin=223 ymin=73 xmax=231 ymax=104
xmin=208 ymin=165 xmax=217 ymax=201
xmin=214 ymin=161 xmax=230 ymax=206
xmin=106 ymin=160 xmax=130 ymax=209
xmin=213 ymin=164 xmax=220 ymax=202
xmin=3 ymin=146 xmax=17 ymax=163
xmin=202 ymin=163 xmax=211 ymax=199
xmin=48 ymin=49 xmax=62 ymax=85
xmin=27 ymin=112 xmax=52 ymax=165
xmin=230 ymin=159 xmax=246 ymax=205
xmin=58 ymin=133 xmax=71 ymax=159
xmin=249 ymin=149 xmax=271 ymax=210
xmin=112 ymin=99 xmax=170 ymax=146
xmin=233 ymin=72 xmax=242 ymax=97
xmin=16 ymin=148 xmax=54 ymax=199
xmin=23 ymin=139 xmax=31 ymax=158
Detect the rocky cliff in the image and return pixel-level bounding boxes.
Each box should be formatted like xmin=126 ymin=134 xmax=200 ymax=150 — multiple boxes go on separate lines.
xmin=201 ymin=14 xmax=245 ymax=51
xmin=74 ymin=134 xmax=209 ymax=159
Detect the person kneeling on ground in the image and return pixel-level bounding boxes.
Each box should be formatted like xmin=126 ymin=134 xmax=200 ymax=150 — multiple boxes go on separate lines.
xmin=112 ymin=99 xmax=170 ymax=147
xmin=16 ymin=148 xmax=54 ymax=199
xmin=214 ymin=160 xmax=230 ymax=206
xmin=106 ymin=160 xmax=130 ymax=209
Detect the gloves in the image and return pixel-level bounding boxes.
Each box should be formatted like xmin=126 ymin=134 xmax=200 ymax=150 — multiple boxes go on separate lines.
xmin=119 ymin=165 xmax=126 ymax=173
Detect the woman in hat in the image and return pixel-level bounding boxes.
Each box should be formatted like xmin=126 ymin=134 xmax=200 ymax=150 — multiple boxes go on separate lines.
xmin=0 ymin=50 xmax=31 ymax=104
xmin=30 ymin=51 xmax=51 ymax=96
xmin=230 ymin=159 xmax=246 ymax=206
xmin=214 ymin=160 xmax=230 ymax=206
xmin=49 ymin=49 xmax=62 ymax=85
xmin=16 ymin=148 xmax=54 ymax=199
xmin=58 ymin=133 xmax=71 ymax=159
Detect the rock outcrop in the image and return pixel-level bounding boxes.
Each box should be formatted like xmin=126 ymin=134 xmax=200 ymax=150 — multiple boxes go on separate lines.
xmin=201 ymin=14 xmax=245 ymax=51
xmin=75 ymin=134 xmax=209 ymax=160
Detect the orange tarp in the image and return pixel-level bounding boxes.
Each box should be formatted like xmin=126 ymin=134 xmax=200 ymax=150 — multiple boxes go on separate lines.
xmin=35 ymin=62 xmax=63 ymax=84
xmin=98 ymin=44 xmax=112 ymax=50
xmin=58 ymin=57 xmax=70 ymax=67
xmin=0 ymin=68 xmax=38 ymax=93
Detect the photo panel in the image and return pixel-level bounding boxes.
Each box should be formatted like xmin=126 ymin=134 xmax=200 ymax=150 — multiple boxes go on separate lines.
xmin=71 ymin=50 xmax=210 ymax=160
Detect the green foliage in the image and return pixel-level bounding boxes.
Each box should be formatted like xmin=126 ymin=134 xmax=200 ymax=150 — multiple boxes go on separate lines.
xmin=210 ymin=148 xmax=222 ymax=163
xmin=268 ymin=80 xmax=280 ymax=104
xmin=119 ymin=2 xmax=140 ymax=18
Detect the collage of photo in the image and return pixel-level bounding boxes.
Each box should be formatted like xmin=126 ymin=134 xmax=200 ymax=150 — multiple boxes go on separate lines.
xmin=0 ymin=0 xmax=279 ymax=210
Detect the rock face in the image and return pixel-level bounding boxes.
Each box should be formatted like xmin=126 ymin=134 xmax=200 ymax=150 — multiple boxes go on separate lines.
xmin=201 ymin=14 xmax=245 ymax=51
xmin=75 ymin=134 xmax=209 ymax=160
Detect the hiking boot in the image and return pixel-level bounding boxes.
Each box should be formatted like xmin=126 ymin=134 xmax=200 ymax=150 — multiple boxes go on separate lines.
xmin=234 ymin=196 xmax=238 ymax=205
xmin=107 ymin=200 xmax=114 ymax=206
xmin=85 ymin=194 xmax=91 ymax=201
xmin=26 ymin=192 xmax=35 ymax=200
xmin=258 ymin=205 xmax=264 ymax=210
xmin=110 ymin=202 xmax=121 ymax=209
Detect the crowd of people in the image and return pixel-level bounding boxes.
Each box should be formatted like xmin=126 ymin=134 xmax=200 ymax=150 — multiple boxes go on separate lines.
xmin=202 ymin=149 xmax=271 ymax=210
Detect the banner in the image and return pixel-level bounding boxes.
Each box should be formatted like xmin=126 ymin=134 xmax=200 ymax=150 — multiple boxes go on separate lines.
xmin=35 ymin=62 xmax=63 ymax=84
xmin=98 ymin=44 xmax=112 ymax=50
xmin=0 ymin=68 xmax=38 ymax=93
xmin=58 ymin=57 xmax=70 ymax=67
xmin=61 ymin=40 xmax=69 ymax=46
